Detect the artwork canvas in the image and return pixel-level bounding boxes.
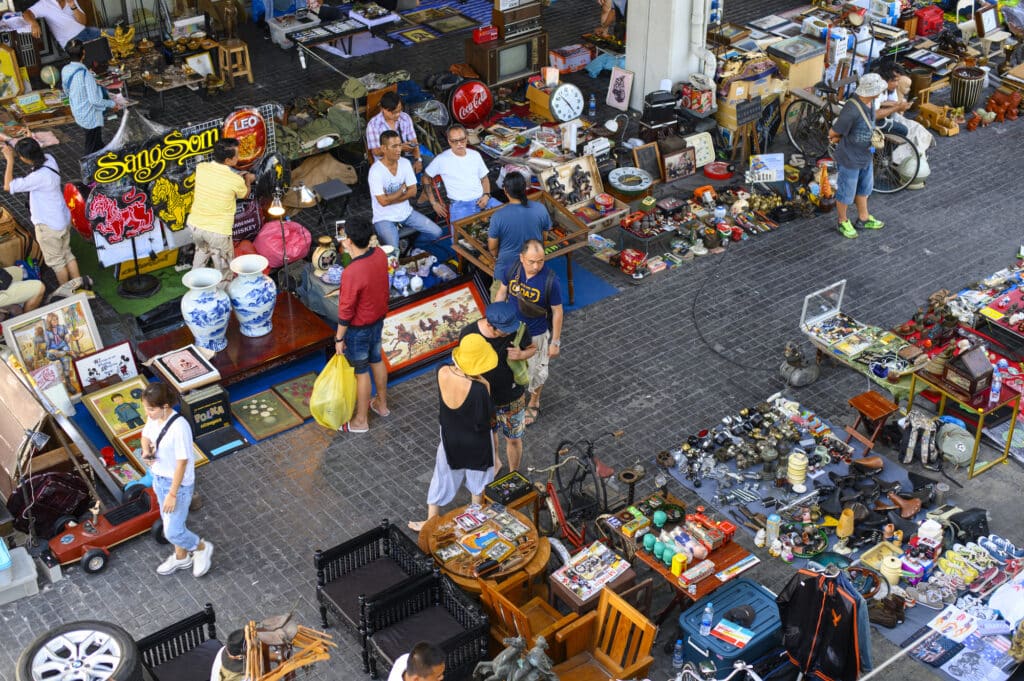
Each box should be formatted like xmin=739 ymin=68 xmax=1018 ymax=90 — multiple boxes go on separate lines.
xmin=74 ymin=341 xmax=138 ymax=393
xmin=231 ymin=390 xmax=305 ymax=440
xmin=271 ymin=372 xmax=317 ymax=420
xmin=381 ymin=279 xmax=487 ymax=373
xmin=662 ymin=147 xmax=697 ymax=181
xmin=4 ymin=293 xmax=102 ymax=400
xmin=424 ymin=14 xmax=477 ymax=33
xmin=83 ymin=376 xmax=150 ymax=438
xmin=632 ymin=142 xmax=663 ymax=184
xmin=401 ymin=28 xmax=436 ymax=42
xmin=606 ymin=66 xmax=633 ymax=111
xmin=404 ymin=7 xmax=452 ymax=22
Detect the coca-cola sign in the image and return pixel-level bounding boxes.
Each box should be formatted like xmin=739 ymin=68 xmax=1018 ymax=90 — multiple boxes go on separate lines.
xmin=449 ymin=80 xmax=493 ymax=127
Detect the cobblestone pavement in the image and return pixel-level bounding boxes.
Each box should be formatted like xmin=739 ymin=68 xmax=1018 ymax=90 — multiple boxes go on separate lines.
xmin=2 ymin=1 xmax=1023 ymax=679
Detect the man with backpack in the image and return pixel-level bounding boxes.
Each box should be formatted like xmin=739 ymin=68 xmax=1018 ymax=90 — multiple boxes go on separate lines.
xmin=494 ymin=240 xmax=563 ymax=427
xmin=61 ymin=39 xmax=119 ymax=155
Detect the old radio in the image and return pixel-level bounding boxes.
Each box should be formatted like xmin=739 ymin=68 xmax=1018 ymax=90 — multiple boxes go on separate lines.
xmin=464 ymin=31 xmax=548 ymax=86
xmin=493 ymin=2 xmax=542 ymax=39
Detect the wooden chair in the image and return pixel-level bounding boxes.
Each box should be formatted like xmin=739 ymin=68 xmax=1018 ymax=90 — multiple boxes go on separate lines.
xmin=617 ymin=578 xmax=654 ymax=618
xmin=551 ymin=588 xmax=656 ymax=681
xmin=478 ymin=573 xmax=577 ymax=660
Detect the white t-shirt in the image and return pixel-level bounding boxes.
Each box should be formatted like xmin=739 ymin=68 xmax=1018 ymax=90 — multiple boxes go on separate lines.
xmin=142 ymin=413 xmax=195 ymax=487
xmin=425 ymin=149 xmax=488 ymax=202
xmin=8 ymin=155 xmax=71 ymax=231
xmin=27 ymin=0 xmax=85 ymax=48
xmin=368 ymin=157 xmax=415 ymax=224
xmin=387 ymin=654 xmax=409 ymax=681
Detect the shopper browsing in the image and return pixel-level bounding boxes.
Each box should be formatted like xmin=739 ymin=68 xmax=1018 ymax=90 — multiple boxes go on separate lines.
xmin=61 ymin=39 xmax=118 ymax=155
xmin=387 ymin=642 xmax=446 ymax=681
xmin=829 ymin=73 xmax=886 ymax=239
xmin=186 ymin=138 xmax=254 ymax=276
xmin=487 ymin=172 xmax=551 ymax=298
xmin=424 ymin=124 xmax=501 ymax=223
xmin=140 ymin=383 xmax=214 ymax=578
xmin=369 ymin=130 xmax=443 ymax=251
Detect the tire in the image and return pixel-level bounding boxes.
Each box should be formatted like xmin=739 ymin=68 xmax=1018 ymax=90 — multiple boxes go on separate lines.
xmin=784 ymin=100 xmax=830 ymax=160
xmin=151 ymin=519 xmax=169 ymax=544
xmin=81 ymin=548 xmax=108 ymax=574
xmin=583 ymin=458 xmax=608 ymax=516
xmin=52 ymin=515 xmax=77 ymax=536
xmin=15 ymin=620 xmax=144 ymax=681
xmin=872 ymin=131 xmax=918 ymax=193
xmin=536 ymin=493 xmax=559 ymax=537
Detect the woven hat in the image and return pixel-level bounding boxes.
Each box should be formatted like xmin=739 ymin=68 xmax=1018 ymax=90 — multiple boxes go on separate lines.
xmin=855 ymin=73 xmax=886 ymax=98
xmin=452 ymin=333 xmax=498 ymax=376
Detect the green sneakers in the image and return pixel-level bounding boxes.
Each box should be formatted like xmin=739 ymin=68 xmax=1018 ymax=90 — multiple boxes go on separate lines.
xmin=838 ymin=216 xmax=884 ymax=238
xmin=838 ymin=220 xmax=858 ymax=238
xmin=857 ymin=216 xmax=885 ymax=230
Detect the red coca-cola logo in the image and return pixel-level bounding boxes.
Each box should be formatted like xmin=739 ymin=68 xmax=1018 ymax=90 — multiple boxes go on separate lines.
xmin=450 ymin=80 xmax=493 ymax=127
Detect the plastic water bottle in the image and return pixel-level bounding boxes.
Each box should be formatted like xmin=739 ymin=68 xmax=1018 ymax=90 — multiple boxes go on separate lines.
xmin=672 ymin=639 xmax=685 ymax=671
xmin=989 ymin=365 xmax=1002 ymax=407
xmin=700 ymin=603 xmax=714 ymax=637
xmin=588 ymin=93 xmax=597 ymax=121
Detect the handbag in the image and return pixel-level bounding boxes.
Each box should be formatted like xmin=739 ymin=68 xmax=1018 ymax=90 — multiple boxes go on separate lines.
xmin=507 ymin=323 xmax=530 ymax=386
xmin=853 ymin=99 xmax=886 ymax=150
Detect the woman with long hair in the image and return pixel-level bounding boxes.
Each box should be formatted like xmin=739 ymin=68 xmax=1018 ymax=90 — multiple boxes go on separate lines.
xmin=486 ymin=172 xmax=551 ymax=297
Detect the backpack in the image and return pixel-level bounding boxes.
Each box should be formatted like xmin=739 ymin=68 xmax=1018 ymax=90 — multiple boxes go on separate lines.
xmin=900 ymin=410 xmax=940 ymax=468
xmin=935 ymin=420 xmax=974 ymax=468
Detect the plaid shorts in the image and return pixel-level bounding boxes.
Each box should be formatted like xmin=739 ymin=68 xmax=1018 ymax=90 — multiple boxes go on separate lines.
xmin=495 ymin=393 xmax=527 ymax=440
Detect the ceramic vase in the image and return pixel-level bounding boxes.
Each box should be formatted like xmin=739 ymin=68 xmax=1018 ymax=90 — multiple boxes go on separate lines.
xmin=228 ymin=254 xmax=277 ymax=337
xmin=181 ymin=268 xmax=231 ymax=352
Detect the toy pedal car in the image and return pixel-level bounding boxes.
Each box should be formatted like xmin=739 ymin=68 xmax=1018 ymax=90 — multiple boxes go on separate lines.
xmin=45 ymin=486 xmax=167 ymax=574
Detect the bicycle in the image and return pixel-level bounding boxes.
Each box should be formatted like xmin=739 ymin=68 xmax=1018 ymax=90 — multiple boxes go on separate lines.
xmin=674 ymin=660 xmax=765 ymax=681
xmin=783 ymin=80 xmax=920 ymax=193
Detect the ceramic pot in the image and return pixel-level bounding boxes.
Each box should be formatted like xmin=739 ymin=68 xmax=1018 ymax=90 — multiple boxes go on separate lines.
xmin=228 ymin=254 xmax=277 ymax=337
xmin=181 ymin=268 xmax=231 ymax=352
xmin=311 ymin=236 xmax=337 ymax=274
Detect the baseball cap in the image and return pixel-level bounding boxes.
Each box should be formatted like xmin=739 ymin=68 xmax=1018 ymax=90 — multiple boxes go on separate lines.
xmin=485 ymin=301 xmax=519 ymax=334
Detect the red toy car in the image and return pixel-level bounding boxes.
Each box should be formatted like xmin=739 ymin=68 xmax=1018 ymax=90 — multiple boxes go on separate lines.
xmin=46 ymin=486 xmax=167 ymax=574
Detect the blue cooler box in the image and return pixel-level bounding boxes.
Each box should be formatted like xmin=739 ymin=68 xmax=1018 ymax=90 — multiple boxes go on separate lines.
xmin=678 ymin=578 xmax=781 ymax=674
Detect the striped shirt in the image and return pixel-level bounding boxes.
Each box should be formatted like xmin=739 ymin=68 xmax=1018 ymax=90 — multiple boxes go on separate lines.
xmin=365 ymin=110 xmax=417 ymax=152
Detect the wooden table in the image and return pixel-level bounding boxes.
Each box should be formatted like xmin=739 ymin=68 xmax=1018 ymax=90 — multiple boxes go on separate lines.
xmin=416 ymin=504 xmax=551 ymax=596
xmin=137 ymin=292 xmax=335 ymax=394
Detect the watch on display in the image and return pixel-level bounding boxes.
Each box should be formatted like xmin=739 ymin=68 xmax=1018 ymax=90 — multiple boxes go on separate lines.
xmin=549 ymin=83 xmax=585 ymax=123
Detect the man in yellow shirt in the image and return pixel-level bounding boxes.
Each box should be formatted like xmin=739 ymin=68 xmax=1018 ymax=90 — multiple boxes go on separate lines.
xmin=186 ymin=138 xmax=254 ymax=275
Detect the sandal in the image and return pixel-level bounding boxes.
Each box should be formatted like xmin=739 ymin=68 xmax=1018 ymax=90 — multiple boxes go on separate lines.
xmin=370 ymin=399 xmax=391 ymax=418
xmin=524 ymin=406 xmax=539 ymax=427
xmin=339 ymin=422 xmax=369 ymax=433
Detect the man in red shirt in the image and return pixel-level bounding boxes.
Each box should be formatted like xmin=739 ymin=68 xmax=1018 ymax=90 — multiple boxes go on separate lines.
xmin=335 ymin=221 xmax=390 ymax=433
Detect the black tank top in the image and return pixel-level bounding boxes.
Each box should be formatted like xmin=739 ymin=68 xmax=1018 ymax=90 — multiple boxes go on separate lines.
xmin=438 ymin=368 xmax=494 ymax=471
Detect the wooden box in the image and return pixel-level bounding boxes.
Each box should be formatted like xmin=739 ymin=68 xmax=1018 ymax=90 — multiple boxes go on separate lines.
xmin=942 ymin=346 xmax=993 ymax=398
xmin=452 ymin=190 xmax=591 ymax=275
xmin=537 ymin=155 xmax=628 ymax=233
xmin=768 ymin=52 xmax=826 ymax=92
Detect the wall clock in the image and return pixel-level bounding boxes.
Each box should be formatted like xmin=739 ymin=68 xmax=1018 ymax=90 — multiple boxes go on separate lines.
xmin=549 ymin=83 xmax=585 ymax=123
xmin=684 ymin=131 xmax=715 ymax=168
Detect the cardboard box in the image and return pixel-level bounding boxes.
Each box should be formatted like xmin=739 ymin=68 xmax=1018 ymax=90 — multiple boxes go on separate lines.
xmin=769 ymin=52 xmax=826 ymax=92
xmin=549 ymin=44 xmax=595 ymax=73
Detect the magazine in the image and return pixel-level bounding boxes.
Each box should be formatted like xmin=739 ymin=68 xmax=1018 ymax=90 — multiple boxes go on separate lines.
xmin=551 ymin=541 xmax=630 ymax=601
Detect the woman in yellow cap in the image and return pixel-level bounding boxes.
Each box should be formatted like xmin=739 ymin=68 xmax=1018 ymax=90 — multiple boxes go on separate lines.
xmin=409 ymin=334 xmax=498 ymax=531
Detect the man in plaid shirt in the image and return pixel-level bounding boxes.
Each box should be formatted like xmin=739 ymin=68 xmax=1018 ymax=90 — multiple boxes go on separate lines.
xmin=366 ymin=91 xmax=422 ymax=172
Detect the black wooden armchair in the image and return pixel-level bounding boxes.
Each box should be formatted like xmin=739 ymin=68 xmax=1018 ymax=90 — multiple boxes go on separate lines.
xmin=364 ymin=571 xmax=489 ymax=681
xmin=315 ymin=518 xmax=434 ymax=671
xmin=136 ymin=603 xmax=221 ymax=681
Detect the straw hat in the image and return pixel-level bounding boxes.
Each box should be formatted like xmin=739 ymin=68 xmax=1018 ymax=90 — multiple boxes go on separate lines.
xmin=452 ymin=334 xmax=498 ymax=376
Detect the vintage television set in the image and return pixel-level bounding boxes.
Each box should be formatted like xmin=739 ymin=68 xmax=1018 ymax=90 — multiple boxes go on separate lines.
xmin=464 ymin=31 xmax=548 ymax=86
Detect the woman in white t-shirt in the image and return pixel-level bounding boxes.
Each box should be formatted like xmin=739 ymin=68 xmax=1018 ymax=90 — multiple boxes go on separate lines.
xmin=140 ymin=383 xmax=215 ymax=577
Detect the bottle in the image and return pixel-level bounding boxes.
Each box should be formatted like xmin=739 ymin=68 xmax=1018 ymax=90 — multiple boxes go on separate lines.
xmin=700 ymin=602 xmax=714 ymax=637
xmin=588 ymin=93 xmax=597 ymax=121
xmin=989 ymin=365 xmax=1002 ymax=407
xmin=672 ymin=639 xmax=685 ymax=670
xmin=766 ymin=513 xmax=781 ymax=546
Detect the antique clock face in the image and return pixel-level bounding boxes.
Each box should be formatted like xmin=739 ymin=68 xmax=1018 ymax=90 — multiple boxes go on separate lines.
xmin=549 ymin=83 xmax=585 ymax=123
xmin=684 ymin=132 xmax=716 ymax=168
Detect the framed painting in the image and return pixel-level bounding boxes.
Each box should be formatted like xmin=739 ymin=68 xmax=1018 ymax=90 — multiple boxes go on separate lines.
xmin=231 ymin=390 xmax=305 ymax=441
xmin=74 ymin=341 xmax=138 ymax=394
xmin=606 ymin=66 xmax=633 ymax=111
xmin=404 ymin=7 xmax=451 ymax=23
xmin=3 ymin=293 xmax=102 ymax=400
xmin=632 ymin=142 xmax=663 ymax=185
xmin=381 ymin=276 xmax=487 ymax=375
xmin=82 ymin=376 xmax=150 ymax=440
xmin=271 ymin=372 xmax=317 ymax=420
xmin=424 ymin=14 xmax=477 ymax=33
xmin=400 ymin=28 xmax=436 ymax=42
xmin=663 ymin=147 xmax=697 ymax=181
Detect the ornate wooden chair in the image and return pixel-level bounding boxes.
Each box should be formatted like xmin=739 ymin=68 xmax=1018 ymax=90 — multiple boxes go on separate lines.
xmin=478 ymin=573 xmax=578 ymax=660
xmin=551 ymin=588 xmax=657 ymax=681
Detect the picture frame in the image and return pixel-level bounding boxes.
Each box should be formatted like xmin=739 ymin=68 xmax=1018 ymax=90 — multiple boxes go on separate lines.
xmin=606 ymin=66 xmax=633 ymax=111
xmin=423 ymin=13 xmax=477 ymax=34
xmin=400 ymin=28 xmax=436 ymax=42
xmin=403 ymin=7 xmax=451 ymax=22
xmin=74 ymin=341 xmax=138 ymax=394
xmin=151 ymin=344 xmax=221 ymax=392
xmin=975 ymin=4 xmax=999 ymax=38
xmin=114 ymin=248 xmax=180 ymax=281
xmin=4 ymin=293 xmax=102 ymax=401
xmin=632 ymin=142 xmax=663 ymax=184
xmin=769 ymin=21 xmax=802 ymax=38
xmin=82 ymin=376 xmax=150 ymax=439
xmin=662 ymin=147 xmax=697 ymax=181
xmin=184 ymin=51 xmax=215 ymax=77
xmin=709 ymin=22 xmax=751 ymax=45
xmin=231 ymin=389 xmax=305 ymax=441
xmin=271 ymin=372 xmax=317 ymax=420
xmin=380 ymin=275 xmax=488 ymax=375
xmin=0 ymin=44 xmax=24 ymax=99
xmin=115 ymin=427 xmax=210 ymax=477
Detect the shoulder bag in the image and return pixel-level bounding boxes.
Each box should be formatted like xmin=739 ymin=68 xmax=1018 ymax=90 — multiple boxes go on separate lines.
xmin=507 ymin=322 xmax=530 ymax=386
xmin=852 ymin=99 xmax=886 ymax=150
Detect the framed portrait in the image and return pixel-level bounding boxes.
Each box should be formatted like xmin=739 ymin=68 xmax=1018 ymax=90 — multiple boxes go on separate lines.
xmin=82 ymin=376 xmax=150 ymax=440
xmin=184 ymin=51 xmax=215 ymax=77
xmin=400 ymin=28 xmax=436 ymax=42
xmin=606 ymin=66 xmax=633 ymax=111
xmin=74 ymin=341 xmax=138 ymax=394
xmin=231 ymin=390 xmax=305 ymax=441
xmin=662 ymin=147 xmax=697 ymax=181
xmin=151 ymin=344 xmax=220 ymax=392
xmin=632 ymin=142 xmax=663 ymax=184
xmin=975 ymin=5 xmax=999 ymax=37
xmin=3 ymin=293 xmax=102 ymax=401
xmin=381 ymin=276 xmax=487 ymax=375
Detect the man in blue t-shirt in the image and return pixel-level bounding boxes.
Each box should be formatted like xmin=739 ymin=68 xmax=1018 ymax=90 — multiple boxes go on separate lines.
xmin=829 ymin=73 xmax=886 ymax=239
xmin=487 ymin=172 xmax=551 ymax=297
xmin=496 ymin=240 xmax=563 ymax=427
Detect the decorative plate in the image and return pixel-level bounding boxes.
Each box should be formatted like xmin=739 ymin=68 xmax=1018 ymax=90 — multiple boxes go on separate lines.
xmin=608 ymin=167 xmax=654 ymax=194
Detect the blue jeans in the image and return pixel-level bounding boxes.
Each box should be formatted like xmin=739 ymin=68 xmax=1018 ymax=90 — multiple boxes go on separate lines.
xmin=374 ymin=210 xmax=443 ymax=250
xmin=836 ymin=164 xmax=874 ymax=205
xmin=343 ymin=319 xmax=384 ymax=374
xmin=73 ymin=26 xmax=102 ymax=44
xmin=449 ymin=197 xmax=502 ymax=224
xmin=879 ymin=117 xmax=908 ymax=137
xmin=152 ymin=475 xmax=199 ymax=551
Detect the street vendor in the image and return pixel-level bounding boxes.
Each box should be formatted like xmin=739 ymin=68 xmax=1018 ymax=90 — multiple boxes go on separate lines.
xmin=595 ymin=0 xmax=627 ymax=39
xmin=873 ymin=62 xmax=934 ymax=160
xmin=424 ymin=124 xmax=502 ymax=224
xmin=366 ymin=91 xmax=423 ymax=172
xmin=369 ymin=130 xmax=443 ymax=251
xmin=23 ymin=0 xmax=101 ymax=49
xmin=186 ymin=138 xmax=255 ymax=276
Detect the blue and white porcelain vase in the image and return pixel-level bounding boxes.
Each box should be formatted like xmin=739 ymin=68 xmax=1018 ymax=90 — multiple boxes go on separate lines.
xmin=227 ymin=254 xmax=277 ymax=337
xmin=181 ymin=268 xmax=231 ymax=352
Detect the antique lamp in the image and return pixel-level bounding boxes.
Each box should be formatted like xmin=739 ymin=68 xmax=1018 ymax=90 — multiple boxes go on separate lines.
xmin=265 ymin=191 xmax=289 ymax=290
xmin=291 ymin=182 xmax=318 ymax=209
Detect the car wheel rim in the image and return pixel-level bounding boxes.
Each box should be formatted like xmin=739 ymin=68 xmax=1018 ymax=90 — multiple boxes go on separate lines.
xmin=31 ymin=629 xmax=123 ymax=680
xmin=86 ymin=556 xmax=105 ymax=572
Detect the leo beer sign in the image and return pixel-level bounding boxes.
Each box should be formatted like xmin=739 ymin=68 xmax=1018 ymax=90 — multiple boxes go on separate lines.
xmin=223 ymin=108 xmax=267 ymax=170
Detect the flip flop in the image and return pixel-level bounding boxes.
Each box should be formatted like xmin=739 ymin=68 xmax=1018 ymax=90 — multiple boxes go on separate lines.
xmin=370 ymin=400 xmax=391 ymax=418
xmin=339 ymin=422 xmax=369 ymax=433
xmin=524 ymin=406 xmax=539 ymax=427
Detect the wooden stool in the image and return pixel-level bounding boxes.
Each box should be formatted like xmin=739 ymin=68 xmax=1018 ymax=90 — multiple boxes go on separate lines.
xmin=844 ymin=390 xmax=900 ymax=455
xmin=218 ymin=39 xmax=253 ymax=86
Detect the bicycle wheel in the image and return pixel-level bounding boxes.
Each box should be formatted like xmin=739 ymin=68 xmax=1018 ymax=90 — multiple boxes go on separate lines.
xmin=872 ymin=131 xmax=918 ymax=193
xmin=784 ymin=100 xmax=830 ymax=160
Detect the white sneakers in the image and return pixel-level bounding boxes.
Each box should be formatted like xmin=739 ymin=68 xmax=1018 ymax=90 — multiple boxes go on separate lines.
xmin=156 ymin=539 xmax=214 ymax=577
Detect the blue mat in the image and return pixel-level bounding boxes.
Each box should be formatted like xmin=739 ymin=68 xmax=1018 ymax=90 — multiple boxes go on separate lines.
xmin=387 ymin=0 xmax=492 ymax=45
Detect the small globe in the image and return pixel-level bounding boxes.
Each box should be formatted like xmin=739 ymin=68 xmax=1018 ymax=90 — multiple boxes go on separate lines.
xmin=41 ymin=65 xmax=60 ymax=88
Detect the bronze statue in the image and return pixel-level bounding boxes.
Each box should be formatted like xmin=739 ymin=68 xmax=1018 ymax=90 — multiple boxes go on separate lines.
xmin=222 ymin=0 xmax=239 ymax=40
xmin=474 ymin=636 xmax=527 ymax=681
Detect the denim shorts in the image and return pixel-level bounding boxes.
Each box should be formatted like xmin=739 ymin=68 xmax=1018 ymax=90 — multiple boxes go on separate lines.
xmin=835 ymin=164 xmax=874 ymax=205
xmin=343 ymin=319 xmax=383 ymax=374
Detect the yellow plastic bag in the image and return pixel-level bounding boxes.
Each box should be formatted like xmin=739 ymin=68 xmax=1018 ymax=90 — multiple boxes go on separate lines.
xmin=310 ymin=354 xmax=357 ymax=430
